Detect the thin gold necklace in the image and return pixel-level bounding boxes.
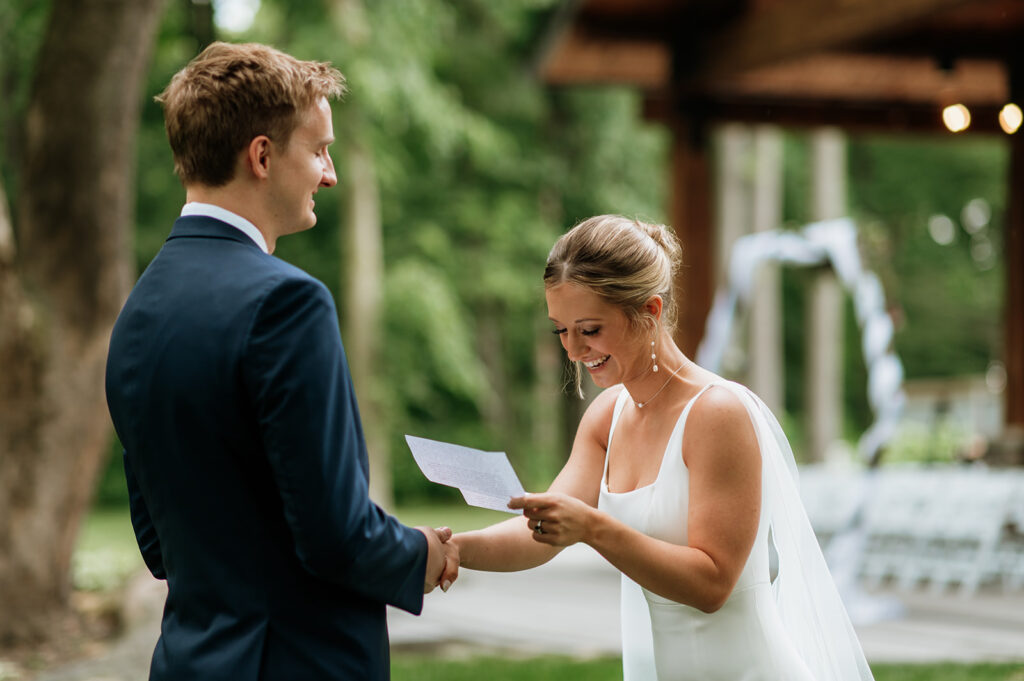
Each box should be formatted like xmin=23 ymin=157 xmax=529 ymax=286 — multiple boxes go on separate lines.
xmin=630 ymin=362 xmax=684 ymax=409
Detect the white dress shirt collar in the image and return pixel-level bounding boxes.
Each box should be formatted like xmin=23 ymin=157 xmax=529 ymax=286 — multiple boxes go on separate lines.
xmin=180 ymin=202 xmax=269 ymax=254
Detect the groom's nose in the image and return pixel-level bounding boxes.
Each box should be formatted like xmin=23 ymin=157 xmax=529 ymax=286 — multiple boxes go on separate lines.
xmin=320 ymin=152 xmax=337 ymax=188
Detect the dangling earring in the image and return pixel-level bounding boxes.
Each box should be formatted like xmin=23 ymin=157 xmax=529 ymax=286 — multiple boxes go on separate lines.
xmin=651 ymin=339 xmax=659 ymax=373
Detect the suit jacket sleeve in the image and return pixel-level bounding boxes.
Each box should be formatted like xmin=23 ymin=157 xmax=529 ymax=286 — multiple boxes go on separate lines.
xmin=243 ymin=275 xmax=427 ymax=614
xmin=124 ymin=448 xmax=167 ymax=580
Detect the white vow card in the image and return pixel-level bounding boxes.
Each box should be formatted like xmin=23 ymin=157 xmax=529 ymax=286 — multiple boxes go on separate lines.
xmin=404 ymin=435 xmax=525 ymax=514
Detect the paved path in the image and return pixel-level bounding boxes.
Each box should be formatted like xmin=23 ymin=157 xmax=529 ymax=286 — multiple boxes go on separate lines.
xmin=21 ymin=546 xmax=1024 ymax=680
xmin=389 ymin=544 xmax=1024 ymax=663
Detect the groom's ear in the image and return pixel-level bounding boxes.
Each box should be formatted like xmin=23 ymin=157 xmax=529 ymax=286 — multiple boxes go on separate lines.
xmin=246 ymin=135 xmax=272 ymax=180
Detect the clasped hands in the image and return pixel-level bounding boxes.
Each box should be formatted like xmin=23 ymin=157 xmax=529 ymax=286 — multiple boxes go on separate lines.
xmin=418 ymin=526 xmax=460 ymax=594
xmin=419 ymin=492 xmax=591 ymax=593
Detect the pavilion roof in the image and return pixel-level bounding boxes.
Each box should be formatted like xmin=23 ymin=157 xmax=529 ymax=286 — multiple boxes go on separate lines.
xmin=537 ymin=0 xmax=1024 ymax=133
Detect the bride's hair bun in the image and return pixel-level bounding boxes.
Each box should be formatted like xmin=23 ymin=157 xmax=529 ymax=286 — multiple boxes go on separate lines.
xmin=634 ymin=219 xmax=682 ymax=273
xmin=544 ymin=214 xmax=682 ymax=332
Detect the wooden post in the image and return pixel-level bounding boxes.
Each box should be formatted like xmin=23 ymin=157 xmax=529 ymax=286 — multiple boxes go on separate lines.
xmin=669 ymin=116 xmax=714 ymax=359
xmin=1005 ymin=116 xmax=1024 ymax=434
xmin=712 ymin=124 xmax=750 ymax=379
xmin=994 ymin=60 xmax=1024 ymax=464
xmin=807 ymin=127 xmax=847 ymax=462
xmin=750 ymin=126 xmax=785 ymax=414
xmin=714 ymin=124 xmax=751 ymax=289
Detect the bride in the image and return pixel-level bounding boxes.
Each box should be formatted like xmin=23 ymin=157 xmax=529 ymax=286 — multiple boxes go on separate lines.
xmin=450 ymin=215 xmax=874 ymax=680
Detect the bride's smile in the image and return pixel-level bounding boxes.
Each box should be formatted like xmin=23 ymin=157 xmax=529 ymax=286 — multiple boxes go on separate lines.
xmin=546 ymin=282 xmax=660 ymax=389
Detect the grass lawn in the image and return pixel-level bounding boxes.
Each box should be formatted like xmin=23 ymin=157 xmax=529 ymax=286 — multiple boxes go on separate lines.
xmin=74 ymin=506 xmax=143 ymax=591
xmin=392 ymin=503 xmax=513 ymax=533
xmin=870 ymin=664 xmax=1024 ymax=680
xmin=392 ymin=656 xmax=622 ymax=681
xmin=391 ymin=656 xmax=1024 ymax=681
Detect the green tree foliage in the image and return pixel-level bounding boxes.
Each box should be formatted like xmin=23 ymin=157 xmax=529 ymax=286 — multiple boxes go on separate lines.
xmin=126 ymin=0 xmax=666 ymax=502
xmin=99 ymin=0 xmax=1008 ymax=502
xmin=0 ymin=0 xmax=51 ymax=199
xmin=135 ymin=0 xmax=212 ymax=269
xmin=849 ymin=135 xmax=1005 ymax=380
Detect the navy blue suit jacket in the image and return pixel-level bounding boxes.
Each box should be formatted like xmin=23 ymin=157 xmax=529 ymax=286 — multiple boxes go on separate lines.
xmin=105 ymin=216 xmax=427 ymax=680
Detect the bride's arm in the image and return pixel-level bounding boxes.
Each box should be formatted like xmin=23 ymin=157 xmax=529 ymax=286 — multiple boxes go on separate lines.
xmin=451 ymin=386 xmax=620 ymax=572
xmin=511 ymin=385 xmax=761 ymax=613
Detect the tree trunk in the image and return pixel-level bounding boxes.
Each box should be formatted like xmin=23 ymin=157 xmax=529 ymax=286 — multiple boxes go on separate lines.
xmin=0 ymin=174 xmax=11 ymax=264
xmin=532 ymin=316 xmax=565 ymax=485
xmin=333 ymin=0 xmax=392 ymax=508
xmin=0 ymin=0 xmax=167 ymax=646
xmin=341 ymin=139 xmax=392 ymax=509
xmin=477 ymin=311 xmax=509 ymax=442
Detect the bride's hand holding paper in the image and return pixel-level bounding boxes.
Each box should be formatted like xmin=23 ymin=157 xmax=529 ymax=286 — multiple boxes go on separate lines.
xmin=404 ymin=435 xmax=526 ymax=513
xmin=508 ymin=493 xmax=596 ymax=547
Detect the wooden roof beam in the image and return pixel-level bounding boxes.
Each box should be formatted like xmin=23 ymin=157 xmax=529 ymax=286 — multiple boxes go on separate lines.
xmin=691 ymin=0 xmax=981 ymax=84
xmin=643 ymin=95 xmax=1012 ymax=135
xmin=538 ymin=25 xmax=670 ymax=87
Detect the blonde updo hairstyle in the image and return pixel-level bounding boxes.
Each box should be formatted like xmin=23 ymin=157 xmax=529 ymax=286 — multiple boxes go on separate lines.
xmin=544 ymin=215 xmax=682 ymax=396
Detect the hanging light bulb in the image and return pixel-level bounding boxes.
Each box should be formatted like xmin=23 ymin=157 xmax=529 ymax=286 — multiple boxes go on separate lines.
xmin=999 ymin=103 xmax=1022 ymax=134
xmin=942 ymin=103 xmax=971 ymax=133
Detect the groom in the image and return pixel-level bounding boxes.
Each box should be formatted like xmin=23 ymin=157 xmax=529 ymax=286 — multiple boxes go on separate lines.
xmin=105 ymin=42 xmax=456 ymax=680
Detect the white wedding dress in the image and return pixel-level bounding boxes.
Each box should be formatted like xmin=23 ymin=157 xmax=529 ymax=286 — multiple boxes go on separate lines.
xmin=598 ymin=381 xmax=875 ymax=681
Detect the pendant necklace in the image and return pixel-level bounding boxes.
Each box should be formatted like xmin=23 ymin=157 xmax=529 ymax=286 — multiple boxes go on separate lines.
xmin=631 ymin=362 xmax=685 ymax=409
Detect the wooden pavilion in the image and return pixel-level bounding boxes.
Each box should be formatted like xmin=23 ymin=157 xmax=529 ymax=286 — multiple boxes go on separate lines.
xmin=537 ymin=0 xmax=1024 ymax=450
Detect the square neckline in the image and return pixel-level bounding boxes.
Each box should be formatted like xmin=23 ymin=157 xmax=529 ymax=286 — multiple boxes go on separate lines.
xmin=601 ymin=381 xmax=721 ymax=496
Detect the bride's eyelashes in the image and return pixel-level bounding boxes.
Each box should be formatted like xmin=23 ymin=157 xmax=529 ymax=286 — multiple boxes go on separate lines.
xmin=550 ymin=327 xmax=602 ymax=336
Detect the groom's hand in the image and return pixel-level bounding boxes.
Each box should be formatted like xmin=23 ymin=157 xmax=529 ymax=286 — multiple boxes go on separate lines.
xmin=417 ymin=526 xmax=458 ymax=593
xmin=439 ymin=530 xmax=459 ymax=591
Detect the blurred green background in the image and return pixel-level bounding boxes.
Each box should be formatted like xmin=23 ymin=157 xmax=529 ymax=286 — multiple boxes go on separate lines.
xmin=81 ymin=1 xmax=1005 ymax=512
xmin=1 ymin=0 xmax=1008 ymax=581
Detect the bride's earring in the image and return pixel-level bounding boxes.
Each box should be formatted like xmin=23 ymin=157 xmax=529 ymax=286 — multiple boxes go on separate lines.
xmin=651 ymin=339 xmax=659 ymax=373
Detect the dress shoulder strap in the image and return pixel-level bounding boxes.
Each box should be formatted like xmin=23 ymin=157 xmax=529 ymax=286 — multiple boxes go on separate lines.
xmin=685 ymin=380 xmax=724 ymax=411
xmin=608 ymin=385 xmax=631 ymax=436
xmin=603 ymin=387 xmax=632 ymax=483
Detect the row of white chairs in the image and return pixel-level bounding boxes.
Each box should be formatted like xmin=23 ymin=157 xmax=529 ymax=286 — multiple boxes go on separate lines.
xmin=799 ymin=464 xmax=1024 ymax=595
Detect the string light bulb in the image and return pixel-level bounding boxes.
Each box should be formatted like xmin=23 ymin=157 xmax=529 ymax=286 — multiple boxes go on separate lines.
xmin=999 ymin=103 xmax=1022 ymax=134
xmin=942 ymin=103 xmax=971 ymax=133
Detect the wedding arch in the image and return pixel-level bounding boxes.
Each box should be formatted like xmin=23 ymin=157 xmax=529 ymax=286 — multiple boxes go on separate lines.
xmin=696 ymin=217 xmax=905 ymax=466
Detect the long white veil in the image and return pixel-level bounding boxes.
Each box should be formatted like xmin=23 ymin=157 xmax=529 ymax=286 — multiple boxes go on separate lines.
xmin=732 ymin=382 xmax=875 ymax=680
